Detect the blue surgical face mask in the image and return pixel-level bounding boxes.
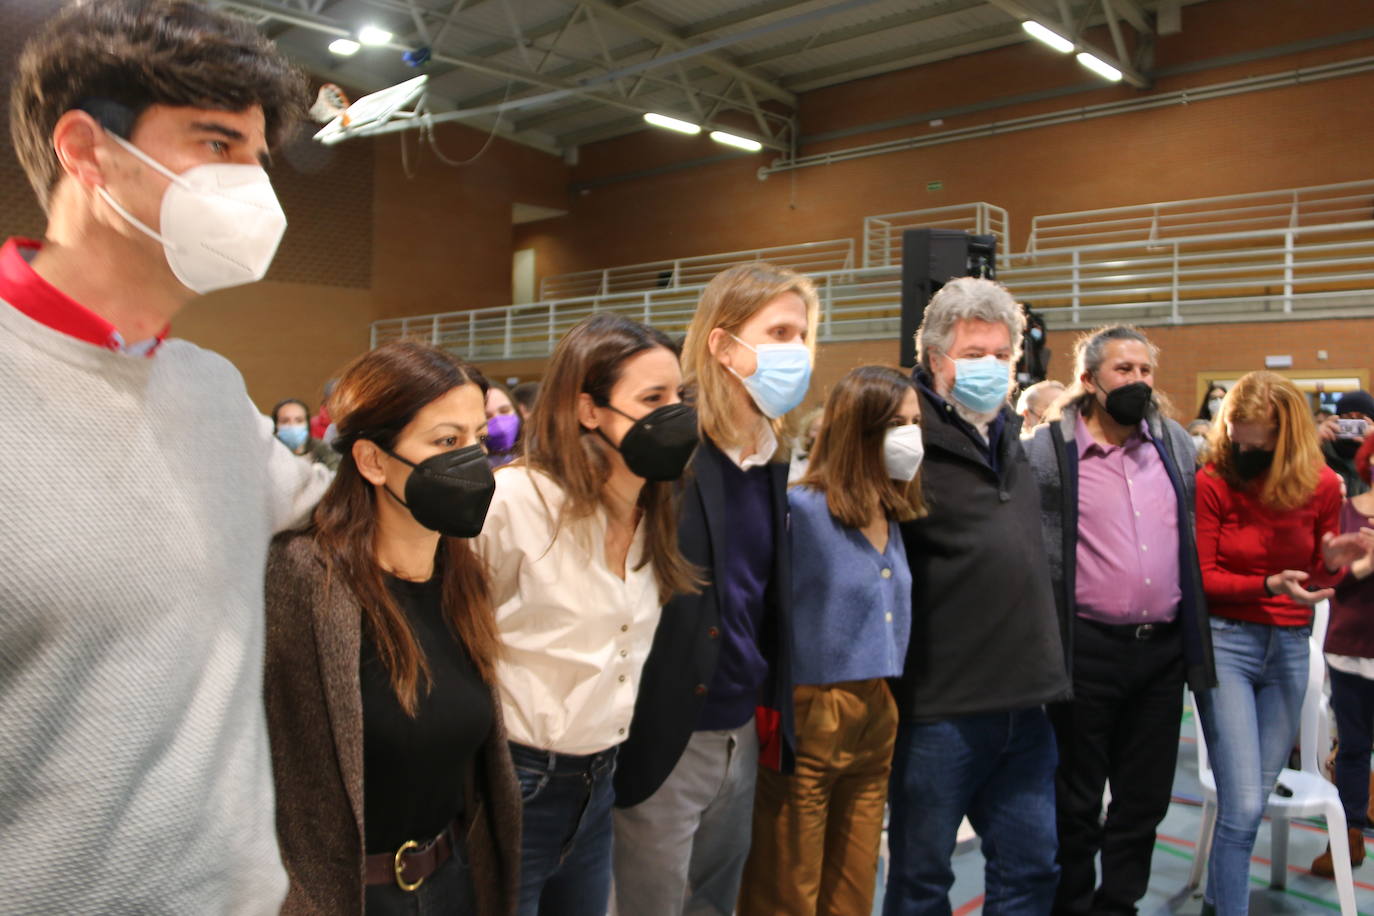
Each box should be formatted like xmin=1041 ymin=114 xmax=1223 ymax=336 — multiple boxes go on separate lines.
xmin=945 ymin=354 xmax=1011 ymax=414
xmin=727 ymin=333 xmax=812 ymax=419
xmin=276 ymin=425 xmax=309 ymax=452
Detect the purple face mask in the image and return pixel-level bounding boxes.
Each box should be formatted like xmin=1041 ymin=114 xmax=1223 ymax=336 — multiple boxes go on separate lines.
xmin=487 ymin=412 xmax=521 ymax=452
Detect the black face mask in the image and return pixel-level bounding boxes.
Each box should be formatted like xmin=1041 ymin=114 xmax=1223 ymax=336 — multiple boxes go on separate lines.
xmin=381 ymin=442 xmax=495 ymax=538
xmin=1231 ymin=442 xmax=1275 ymax=481
xmin=596 ymin=401 xmax=699 ymax=482
xmin=1097 ymin=379 xmax=1153 ymax=427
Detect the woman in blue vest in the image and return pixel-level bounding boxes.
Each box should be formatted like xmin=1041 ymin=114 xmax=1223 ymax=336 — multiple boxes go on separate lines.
xmin=740 ymin=364 xmax=925 ymax=915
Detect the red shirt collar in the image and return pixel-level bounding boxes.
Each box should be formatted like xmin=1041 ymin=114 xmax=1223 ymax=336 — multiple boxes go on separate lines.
xmin=0 ymin=237 xmax=168 ymax=356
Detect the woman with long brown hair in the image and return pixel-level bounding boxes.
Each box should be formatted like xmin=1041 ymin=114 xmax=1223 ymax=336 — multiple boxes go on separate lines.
xmin=264 ymin=340 xmax=519 ymax=915
xmin=1194 ymin=371 xmax=1373 ymax=916
xmin=473 ymin=312 xmax=698 ymax=916
xmin=739 ymin=365 xmax=926 ymax=915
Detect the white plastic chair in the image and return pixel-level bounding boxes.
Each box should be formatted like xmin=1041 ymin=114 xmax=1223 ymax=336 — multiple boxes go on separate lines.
xmin=1185 ymin=601 xmax=1357 ymax=916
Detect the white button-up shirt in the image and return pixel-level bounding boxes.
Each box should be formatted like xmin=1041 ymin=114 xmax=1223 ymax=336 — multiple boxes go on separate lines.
xmin=475 ymin=466 xmax=661 ymax=755
xmin=721 ymin=419 xmax=778 ymax=471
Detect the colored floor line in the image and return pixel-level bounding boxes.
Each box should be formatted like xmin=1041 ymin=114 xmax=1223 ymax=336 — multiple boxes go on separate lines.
xmin=1158 ymin=831 xmax=1374 ymax=891
xmin=952 ymin=894 xmax=985 ymax=915
xmin=1170 ymin=792 xmax=1372 ymax=839
xmin=1150 ymin=842 xmax=1362 ymax=913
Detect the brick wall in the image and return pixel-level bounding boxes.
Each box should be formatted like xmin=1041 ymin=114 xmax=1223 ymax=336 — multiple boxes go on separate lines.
xmin=515 ymin=0 xmax=1374 ymax=280
xmin=473 ymin=315 xmax=1374 ymax=431
xmin=3 ymin=0 xmax=1372 ymax=412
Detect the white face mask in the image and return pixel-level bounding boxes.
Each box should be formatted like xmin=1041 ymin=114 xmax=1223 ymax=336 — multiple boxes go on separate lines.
xmin=884 ymin=424 xmax=925 ymax=482
xmin=97 ymin=131 xmax=287 ymax=294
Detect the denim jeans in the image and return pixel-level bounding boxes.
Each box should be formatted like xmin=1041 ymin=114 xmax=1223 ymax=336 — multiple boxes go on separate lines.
xmin=883 ymin=707 xmax=1060 ymax=916
xmin=1329 ymin=667 xmax=1374 ymax=829
xmin=511 ymin=741 xmax=618 ymax=916
xmin=1194 ymin=617 xmax=1309 ymax=916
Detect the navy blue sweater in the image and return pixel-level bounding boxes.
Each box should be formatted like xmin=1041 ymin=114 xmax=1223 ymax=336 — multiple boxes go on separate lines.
xmin=697 ymin=448 xmax=776 ymax=730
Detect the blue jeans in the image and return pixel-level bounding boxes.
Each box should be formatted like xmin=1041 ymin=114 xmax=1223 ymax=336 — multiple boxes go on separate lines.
xmin=1194 ymin=617 xmax=1309 ymax=916
xmin=883 ymin=707 xmax=1060 ymax=916
xmin=511 ymin=742 xmax=618 ymax=916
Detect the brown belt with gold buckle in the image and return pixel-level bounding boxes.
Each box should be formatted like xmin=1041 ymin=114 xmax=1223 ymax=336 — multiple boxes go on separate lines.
xmin=364 ymin=820 xmax=458 ymax=892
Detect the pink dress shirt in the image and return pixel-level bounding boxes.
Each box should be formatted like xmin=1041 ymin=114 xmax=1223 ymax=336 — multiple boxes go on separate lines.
xmin=1074 ymin=413 xmax=1182 ymax=624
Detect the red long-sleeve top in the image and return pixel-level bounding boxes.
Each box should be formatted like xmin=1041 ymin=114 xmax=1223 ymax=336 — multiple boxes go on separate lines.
xmin=1194 ymin=463 xmax=1344 ymax=626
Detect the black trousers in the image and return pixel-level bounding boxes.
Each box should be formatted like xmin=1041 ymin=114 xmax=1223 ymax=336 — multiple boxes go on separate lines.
xmin=1330 ymin=667 xmax=1374 ymax=829
xmin=1048 ymin=618 xmax=1185 ymax=916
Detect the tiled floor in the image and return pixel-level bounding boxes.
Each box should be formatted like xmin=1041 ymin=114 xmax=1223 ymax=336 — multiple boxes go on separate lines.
xmin=872 ymin=704 xmax=1374 ymax=915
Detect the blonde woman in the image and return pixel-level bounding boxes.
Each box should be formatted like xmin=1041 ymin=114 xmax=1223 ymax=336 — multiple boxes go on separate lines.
xmin=740 ymin=365 xmax=926 ymax=915
xmin=612 ymin=262 xmax=819 ymax=915
xmin=1195 ymin=371 xmax=1374 ymax=916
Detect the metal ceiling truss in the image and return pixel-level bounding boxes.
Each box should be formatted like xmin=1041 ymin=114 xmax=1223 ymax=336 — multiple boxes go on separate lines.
xmin=216 ymin=0 xmax=811 ymax=151
xmin=218 ymin=0 xmax=1187 ymax=155
xmin=983 ymin=0 xmax=1154 ymax=87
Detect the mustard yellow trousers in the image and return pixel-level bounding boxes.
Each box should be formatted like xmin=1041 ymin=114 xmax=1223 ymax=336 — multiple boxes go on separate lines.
xmin=738 ymin=678 xmax=899 ymax=916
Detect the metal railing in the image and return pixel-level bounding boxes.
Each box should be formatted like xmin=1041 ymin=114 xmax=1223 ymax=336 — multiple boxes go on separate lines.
xmin=1026 ymin=180 xmax=1374 ymax=254
xmin=862 ymin=203 xmax=1010 ymax=268
xmin=372 ymin=220 xmax=1374 ymax=359
xmin=537 ymin=238 xmax=855 ymax=300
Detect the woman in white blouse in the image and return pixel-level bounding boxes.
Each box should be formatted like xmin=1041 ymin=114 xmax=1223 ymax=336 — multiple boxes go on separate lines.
xmin=475 ymin=312 xmax=700 ymax=916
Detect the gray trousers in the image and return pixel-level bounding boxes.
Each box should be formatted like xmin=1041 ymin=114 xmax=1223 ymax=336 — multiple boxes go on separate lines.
xmin=612 ymin=718 xmax=758 ymax=916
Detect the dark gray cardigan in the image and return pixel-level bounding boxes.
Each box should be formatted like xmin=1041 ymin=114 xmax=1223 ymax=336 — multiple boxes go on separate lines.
xmin=263 ymin=532 xmax=520 ymax=915
xmin=1023 ymin=402 xmax=1216 ymax=691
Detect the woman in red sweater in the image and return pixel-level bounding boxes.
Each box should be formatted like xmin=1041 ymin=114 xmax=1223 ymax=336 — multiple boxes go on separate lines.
xmin=1194 ymin=371 xmax=1373 ymax=916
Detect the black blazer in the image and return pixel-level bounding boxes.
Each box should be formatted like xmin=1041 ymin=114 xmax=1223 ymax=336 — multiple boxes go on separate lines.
xmin=614 ymin=439 xmax=793 ymax=808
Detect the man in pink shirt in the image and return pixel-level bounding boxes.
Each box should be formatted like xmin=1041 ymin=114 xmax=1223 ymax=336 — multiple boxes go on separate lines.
xmin=1025 ymin=325 xmax=1216 ymax=916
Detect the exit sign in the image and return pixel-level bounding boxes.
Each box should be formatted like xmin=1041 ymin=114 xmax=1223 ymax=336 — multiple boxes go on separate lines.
xmin=926 ymin=180 xmax=944 ymax=191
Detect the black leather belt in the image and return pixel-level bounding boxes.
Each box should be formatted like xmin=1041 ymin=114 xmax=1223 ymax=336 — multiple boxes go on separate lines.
xmin=1080 ymin=617 xmax=1179 ymax=641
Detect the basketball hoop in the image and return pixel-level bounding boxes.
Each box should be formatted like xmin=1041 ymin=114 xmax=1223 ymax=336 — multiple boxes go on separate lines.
xmin=313 ymin=75 xmax=429 ymax=146
xmin=309 ymin=83 xmax=351 ymax=125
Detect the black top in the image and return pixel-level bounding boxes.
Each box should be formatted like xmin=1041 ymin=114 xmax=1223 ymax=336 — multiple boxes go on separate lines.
xmin=361 ymin=574 xmax=492 ymax=854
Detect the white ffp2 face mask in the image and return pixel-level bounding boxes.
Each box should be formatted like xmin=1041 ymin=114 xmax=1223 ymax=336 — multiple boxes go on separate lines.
xmin=884 ymin=423 xmax=925 ymax=481
xmin=97 ymin=131 xmax=287 ymax=295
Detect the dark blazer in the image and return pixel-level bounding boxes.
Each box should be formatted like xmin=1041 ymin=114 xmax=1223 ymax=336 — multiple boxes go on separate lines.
xmin=892 ymin=382 xmax=1071 ymax=721
xmin=1023 ymin=402 xmax=1217 ymax=691
xmin=263 ymin=533 xmax=520 ymax=915
xmin=614 ymin=438 xmax=794 ymax=808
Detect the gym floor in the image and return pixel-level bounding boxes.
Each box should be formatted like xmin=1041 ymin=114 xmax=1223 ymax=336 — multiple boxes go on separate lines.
xmin=872 ymin=702 xmax=1374 ymax=915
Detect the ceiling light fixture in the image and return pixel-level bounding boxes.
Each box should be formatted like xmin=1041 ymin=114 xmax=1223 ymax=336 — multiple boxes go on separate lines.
xmin=1021 ymin=20 xmax=1074 ymax=54
xmin=328 ymin=37 xmax=360 ymax=56
xmin=1076 ymin=51 xmax=1124 ymax=81
xmin=358 ymin=25 xmax=393 ymax=45
xmin=643 ymin=113 xmax=702 ymax=135
xmin=709 ymin=130 xmax=763 ymax=152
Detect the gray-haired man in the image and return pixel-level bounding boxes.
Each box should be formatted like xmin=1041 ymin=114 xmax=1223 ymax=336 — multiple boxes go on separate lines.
xmin=885 ymin=277 xmax=1071 ymax=915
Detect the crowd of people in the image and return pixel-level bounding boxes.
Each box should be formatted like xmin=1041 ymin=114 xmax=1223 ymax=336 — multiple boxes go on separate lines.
xmin=7 ymin=3 xmax=1374 ymax=916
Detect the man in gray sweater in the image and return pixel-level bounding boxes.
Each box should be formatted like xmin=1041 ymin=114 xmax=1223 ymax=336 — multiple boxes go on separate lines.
xmin=0 ymin=3 xmax=327 ymax=911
